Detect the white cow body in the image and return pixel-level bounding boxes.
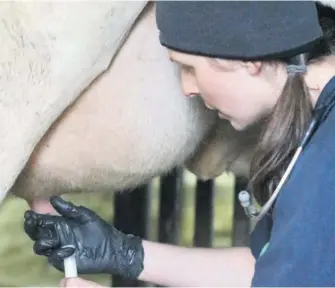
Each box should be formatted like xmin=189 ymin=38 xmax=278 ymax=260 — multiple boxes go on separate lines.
xmin=1 ymin=1 xmax=256 ymax=207
xmin=10 ymin=3 xmax=220 ymax=202
xmin=0 ymin=1 xmax=147 ymax=202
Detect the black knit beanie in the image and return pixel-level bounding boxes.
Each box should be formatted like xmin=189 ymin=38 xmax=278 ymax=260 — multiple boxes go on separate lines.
xmin=155 ymin=1 xmax=324 ymax=61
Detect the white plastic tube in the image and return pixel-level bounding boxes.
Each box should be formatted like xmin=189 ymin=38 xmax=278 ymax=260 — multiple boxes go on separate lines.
xmin=62 ymin=245 xmax=78 ymax=278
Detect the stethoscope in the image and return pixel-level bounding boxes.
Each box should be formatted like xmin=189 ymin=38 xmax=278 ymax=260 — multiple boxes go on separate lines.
xmin=237 ymin=71 xmax=335 ymax=221
xmin=238 ymin=116 xmax=318 ymax=221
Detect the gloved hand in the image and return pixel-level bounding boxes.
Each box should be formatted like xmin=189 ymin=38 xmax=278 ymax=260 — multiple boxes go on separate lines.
xmin=23 ymin=196 xmax=144 ymax=279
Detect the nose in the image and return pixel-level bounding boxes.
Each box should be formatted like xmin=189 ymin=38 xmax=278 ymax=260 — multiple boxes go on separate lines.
xmin=180 ymin=70 xmax=199 ymax=98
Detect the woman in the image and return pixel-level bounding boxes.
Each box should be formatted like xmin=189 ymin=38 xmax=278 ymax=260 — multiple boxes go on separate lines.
xmin=23 ymin=1 xmax=335 ymax=287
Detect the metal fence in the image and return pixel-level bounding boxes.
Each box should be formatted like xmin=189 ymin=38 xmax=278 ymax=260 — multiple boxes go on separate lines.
xmin=111 ymin=168 xmax=250 ymax=287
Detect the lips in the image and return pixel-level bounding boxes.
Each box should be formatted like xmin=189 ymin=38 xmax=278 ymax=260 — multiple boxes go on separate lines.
xmin=204 ymin=102 xmax=216 ymax=110
xmin=204 ymin=102 xmax=229 ymax=119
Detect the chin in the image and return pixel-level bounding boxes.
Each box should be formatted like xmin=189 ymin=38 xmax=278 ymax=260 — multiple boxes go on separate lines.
xmin=229 ymin=115 xmax=259 ymax=131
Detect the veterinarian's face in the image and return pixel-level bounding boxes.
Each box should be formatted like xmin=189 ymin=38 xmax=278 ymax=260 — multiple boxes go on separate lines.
xmin=168 ymin=50 xmax=286 ymax=130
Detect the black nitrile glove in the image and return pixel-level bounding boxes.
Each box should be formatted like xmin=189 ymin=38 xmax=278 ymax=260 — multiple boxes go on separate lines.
xmin=23 ymin=196 xmax=144 ymax=279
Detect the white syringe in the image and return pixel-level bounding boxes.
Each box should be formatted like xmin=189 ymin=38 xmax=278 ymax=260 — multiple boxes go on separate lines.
xmin=62 ymin=245 xmax=78 ymax=278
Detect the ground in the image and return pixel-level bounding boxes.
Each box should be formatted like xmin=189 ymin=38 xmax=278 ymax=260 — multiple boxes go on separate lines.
xmin=0 ymin=172 xmax=235 ymax=287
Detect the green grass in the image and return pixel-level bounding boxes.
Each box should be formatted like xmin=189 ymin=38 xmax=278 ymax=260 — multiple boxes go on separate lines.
xmin=0 ymin=172 xmax=235 ymax=287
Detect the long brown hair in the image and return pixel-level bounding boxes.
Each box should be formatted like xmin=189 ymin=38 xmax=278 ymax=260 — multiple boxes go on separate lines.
xmin=249 ymin=3 xmax=335 ymax=206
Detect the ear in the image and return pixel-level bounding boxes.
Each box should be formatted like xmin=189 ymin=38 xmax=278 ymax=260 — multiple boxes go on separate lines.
xmin=241 ymin=61 xmax=262 ymax=76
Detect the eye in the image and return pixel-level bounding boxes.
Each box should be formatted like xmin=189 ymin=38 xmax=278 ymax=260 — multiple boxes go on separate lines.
xmin=181 ymin=64 xmax=195 ymax=74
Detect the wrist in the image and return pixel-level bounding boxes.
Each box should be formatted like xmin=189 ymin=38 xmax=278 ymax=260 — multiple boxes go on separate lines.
xmin=106 ymin=233 xmax=144 ymax=279
xmin=123 ymin=234 xmax=144 ymax=279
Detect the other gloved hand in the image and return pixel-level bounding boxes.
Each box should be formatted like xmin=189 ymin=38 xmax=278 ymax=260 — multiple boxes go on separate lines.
xmin=23 ymin=196 xmax=144 ymax=279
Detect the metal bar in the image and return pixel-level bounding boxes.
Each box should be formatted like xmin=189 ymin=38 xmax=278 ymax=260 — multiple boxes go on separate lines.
xmin=112 ymin=183 xmax=152 ymax=287
xmin=231 ymin=176 xmax=250 ymax=247
xmin=193 ymin=179 xmax=215 ymax=247
xmin=158 ymin=167 xmax=184 ymax=245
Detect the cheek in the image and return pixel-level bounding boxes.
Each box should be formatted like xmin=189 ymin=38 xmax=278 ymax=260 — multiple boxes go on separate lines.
xmin=195 ymin=67 xmax=245 ymax=112
xmin=195 ymin=73 xmax=224 ymax=104
xmin=197 ymin=78 xmax=238 ymax=113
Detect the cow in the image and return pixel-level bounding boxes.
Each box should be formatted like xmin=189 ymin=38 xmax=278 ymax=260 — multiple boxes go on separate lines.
xmin=0 ymin=1 xmax=260 ymax=214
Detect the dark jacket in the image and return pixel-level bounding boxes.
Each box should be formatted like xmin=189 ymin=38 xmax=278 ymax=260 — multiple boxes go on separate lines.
xmin=250 ymin=76 xmax=335 ymax=286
